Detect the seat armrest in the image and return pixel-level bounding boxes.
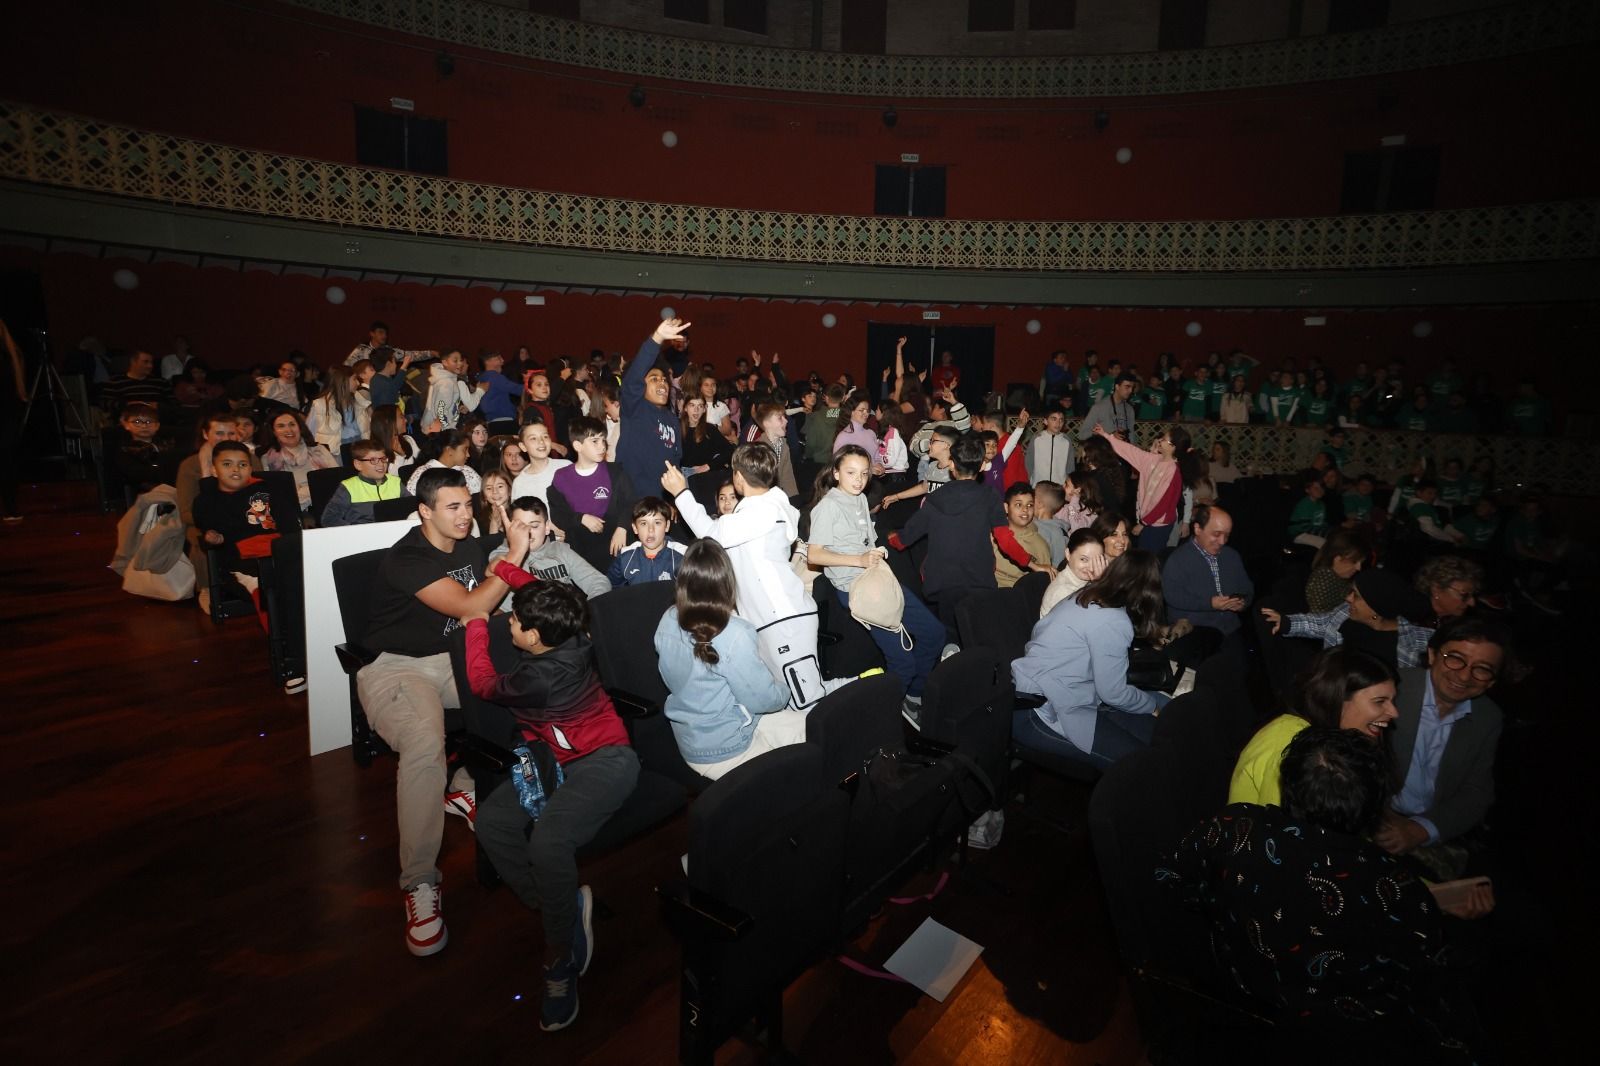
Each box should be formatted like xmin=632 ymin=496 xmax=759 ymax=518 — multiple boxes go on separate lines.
xmin=607 ymin=688 xmax=663 ymax=718
xmin=335 ymin=642 xmax=379 ymax=675
xmin=657 ymin=881 xmax=753 ymax=942
xmin=905 ymin=733 xmax=956 ymax=758
xmin=451 ymin=732 xmax=521 ymax=774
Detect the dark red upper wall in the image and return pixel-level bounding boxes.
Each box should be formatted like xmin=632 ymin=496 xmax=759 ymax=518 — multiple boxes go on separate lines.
xmin=6 ymin=245 xmax=1592 ymax=401
xmin=5 ymin=0 xmax=1595 ymax=221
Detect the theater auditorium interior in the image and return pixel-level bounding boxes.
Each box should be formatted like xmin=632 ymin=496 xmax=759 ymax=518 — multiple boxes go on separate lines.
xmin=1 ymin=1 xmax=1596 ymax=1063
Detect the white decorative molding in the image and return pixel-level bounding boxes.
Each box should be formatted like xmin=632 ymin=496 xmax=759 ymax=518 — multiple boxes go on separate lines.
xmin=2 ymin=103 xmax=1596 ymax=272
xmin=281 ymin=0 xmax=1600 ymax=98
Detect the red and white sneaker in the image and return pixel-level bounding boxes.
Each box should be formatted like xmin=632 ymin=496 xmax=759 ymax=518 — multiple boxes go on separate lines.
xmin=404 ymin=882 xmax=447 ymax=957
xmin=443 ymin=790 xmax=476 ymax=832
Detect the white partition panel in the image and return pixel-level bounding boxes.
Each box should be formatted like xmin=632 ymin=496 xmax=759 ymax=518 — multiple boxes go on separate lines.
xmin=302 ymin=518 xmax=418 ymax=756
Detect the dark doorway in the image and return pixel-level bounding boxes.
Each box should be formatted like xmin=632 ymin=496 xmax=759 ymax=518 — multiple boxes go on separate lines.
xmin=354 ymin=106 xmax=449 ymax=176
xmin=873 ymin=164 xmax=947 ymax=218
xmin=841 ymin=0 xmax=888 ymax=53
xmin=1340 ymin=145 xmax=1440 ymax=212
xmin=865 ymin=322 xmax=995 ymax=409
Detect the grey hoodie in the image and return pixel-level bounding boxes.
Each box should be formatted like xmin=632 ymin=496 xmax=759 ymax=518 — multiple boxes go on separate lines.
xmin=490 ymin=537 xmax=611 ymax=609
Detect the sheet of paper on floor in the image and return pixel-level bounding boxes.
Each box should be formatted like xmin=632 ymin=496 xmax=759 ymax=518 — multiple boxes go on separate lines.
xmin=883 ymin=918 xmax=984 ymax=1002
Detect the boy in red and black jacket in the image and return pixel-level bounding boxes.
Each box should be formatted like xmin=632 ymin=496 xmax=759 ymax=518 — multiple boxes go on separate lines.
xmin=461 ymin=572 xmax=638 ymax=1032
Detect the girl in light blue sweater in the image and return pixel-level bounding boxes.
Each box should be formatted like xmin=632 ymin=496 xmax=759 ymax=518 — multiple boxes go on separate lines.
xmin=653 ymin=538 xmax=799 ymax=780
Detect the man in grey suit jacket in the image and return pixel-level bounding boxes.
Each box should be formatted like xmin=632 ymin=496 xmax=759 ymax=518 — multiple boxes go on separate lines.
xmin=1377 ymin=614 xmax=1508 ymax=875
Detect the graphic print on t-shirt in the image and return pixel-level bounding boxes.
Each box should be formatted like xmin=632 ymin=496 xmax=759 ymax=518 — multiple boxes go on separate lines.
xmin=246 ymin=492 xmax=276 ymax=530
xmin=441 ymin=563 xmax=479 ymax=636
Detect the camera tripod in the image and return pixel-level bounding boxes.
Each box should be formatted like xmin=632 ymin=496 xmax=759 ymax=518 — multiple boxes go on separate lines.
xmin=20 ymin=351 xmax=89 ymax=467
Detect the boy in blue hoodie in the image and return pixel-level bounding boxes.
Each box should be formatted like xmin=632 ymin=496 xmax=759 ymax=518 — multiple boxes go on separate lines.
xmin=616 ymin=317 xmax=689 ymax=498
xmin=462 ymin=578 xmax=637 ymax=1032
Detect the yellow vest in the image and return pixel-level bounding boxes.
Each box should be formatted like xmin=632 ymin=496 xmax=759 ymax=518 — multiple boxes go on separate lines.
xmin=341 ymin=474 xmax=402 ymax=503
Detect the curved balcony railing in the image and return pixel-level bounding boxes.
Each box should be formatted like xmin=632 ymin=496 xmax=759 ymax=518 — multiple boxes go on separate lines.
xmin=3 ymin=104 xmax=1596 ymax=273
xmin=281 ymin=0 xmax=1600 ymax=98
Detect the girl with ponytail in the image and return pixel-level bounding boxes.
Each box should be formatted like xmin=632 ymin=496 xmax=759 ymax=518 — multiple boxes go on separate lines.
xmin=653 ymin=538 xmax=800 ymax=780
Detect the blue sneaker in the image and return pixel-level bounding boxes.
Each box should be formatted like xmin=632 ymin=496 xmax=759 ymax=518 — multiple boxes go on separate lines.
xmin=572 ymin=884 xmax=594 ymax=976
xmin=539 ymin=955 xmax=580 ymax=1032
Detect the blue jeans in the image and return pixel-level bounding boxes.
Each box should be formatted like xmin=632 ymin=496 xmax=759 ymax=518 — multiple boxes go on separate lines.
xmin=1011 ymin=705 xmax=1159 ymax=769
xmin=837 ymin=586 xmax=944 ymax=698
xmin=1135 ymin=522 xmax=1173 ymax=553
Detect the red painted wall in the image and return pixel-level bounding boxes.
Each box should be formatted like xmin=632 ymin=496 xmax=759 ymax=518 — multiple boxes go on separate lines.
xmin=3 ymin=1 xmax=1594 ymax=221
xmin=8 ymin=246 xmax=1591 ymax=403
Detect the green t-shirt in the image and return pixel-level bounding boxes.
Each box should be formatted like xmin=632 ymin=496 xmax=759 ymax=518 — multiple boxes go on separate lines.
xmin=1321 ymin=442 xmax=1349 ymax=470
xmin=1507 ymin=514 xmax=1545 ymax=555
xmin=1408 ymin=499 xmax=1441 ymax=525
xmin=1428 ymin=372 xmax=1463 ymax=399
xmin=1452 ymin=512 xmax=1499 ymax=549
xmin=1342 ymin=491 xmax=1373 ymax=521
xmin=1402 ymin=410 xmax=1431 ymax=432
xmin=1207 ymin=378 xmax=1228 ymax=414
xmin=1341 ymin=376 xmax=1372 ymax=402
xmin=1508 ymin=397 xmax=1551 ymax=435
xmin=1287 ymin=497 xmax=1328 ymax=537
xmin=1438 ymin=476 xmax=1469 ymax=508
xmin=1304 ymin=396 xmax=1333 ymax=426
xmin=1261 ymin=385 xmax=1298 ymax=422
xmin=1137 ymin=387 xmax=1167 ymax=421
xmin=1181 ymin=380 xmax=1209 ymax=420
xmin=1090 ymin=375 xmax=1115 ymax=403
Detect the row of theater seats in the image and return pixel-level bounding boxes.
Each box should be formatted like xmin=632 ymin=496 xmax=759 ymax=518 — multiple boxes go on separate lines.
xmin=328 ymin=558 xmax=1013 ymax=1064
xmin=327 ymin=530 xmax=1379 ymax=1061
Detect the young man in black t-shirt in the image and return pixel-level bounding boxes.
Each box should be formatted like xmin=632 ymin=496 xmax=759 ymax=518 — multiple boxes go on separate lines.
xmin=357 ymin=467 xmax=530 ymax=957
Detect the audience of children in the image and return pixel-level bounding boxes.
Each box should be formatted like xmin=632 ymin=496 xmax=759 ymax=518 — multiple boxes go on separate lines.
xmin=102 ymin=312 xmax=1553 ymax=1057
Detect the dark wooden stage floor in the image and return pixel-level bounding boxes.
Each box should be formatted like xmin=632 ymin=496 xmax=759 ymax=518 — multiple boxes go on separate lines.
xmin=2 ymin=483 xmax=1144 ymax=1065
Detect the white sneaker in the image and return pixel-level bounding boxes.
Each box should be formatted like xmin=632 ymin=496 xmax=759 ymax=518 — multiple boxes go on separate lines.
xmin=901 ymin=695 xmax=923 ymax=731
xmin=443 ymin=790 xmax=477 ymax=832
xmin=967 ymin=809 xmax=1005 ymax=850
xmin=404 ymin=882 xmax=447 ymax=957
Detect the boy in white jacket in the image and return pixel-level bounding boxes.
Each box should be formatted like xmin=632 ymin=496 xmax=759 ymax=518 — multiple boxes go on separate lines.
xmin=424 ymin=350 xmax=487 ymax=430
xmin=660 ymin=444 xmax=841 ymax=711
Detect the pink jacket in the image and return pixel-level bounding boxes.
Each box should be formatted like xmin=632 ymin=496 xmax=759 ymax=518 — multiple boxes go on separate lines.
xmin=833 ymin=421 xmax=879 ymax=457
xmin=1103 ymin=433 xmax=1179 ymax=527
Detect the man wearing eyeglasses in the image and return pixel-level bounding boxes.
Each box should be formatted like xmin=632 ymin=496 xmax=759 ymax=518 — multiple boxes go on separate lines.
xmin=1376 ymin=613 xmax=1508 ymax=881
xmin=321 ymin=439 xmax=404 ymax=527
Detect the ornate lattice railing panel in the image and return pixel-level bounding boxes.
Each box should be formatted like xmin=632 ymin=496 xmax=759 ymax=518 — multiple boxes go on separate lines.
xmin=281 ymin=0 xmax=1600 ymax=98
xmin=1018 ymin=418 xmax=1590 ymax=497
xmin=3 ymin=104 xmax=1599 ymax=271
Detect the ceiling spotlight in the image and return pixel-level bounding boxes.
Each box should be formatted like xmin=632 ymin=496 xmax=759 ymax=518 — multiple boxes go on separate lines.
xmin=435 ymin=51 xmax=455 ymax=78
xmin=882 ymin=106 xmax=898 ymax=129
xmin=1093 ymin=110 xmax=1110 ymax=133
xmin=629 ymin=84 xmax=646 ymax=109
